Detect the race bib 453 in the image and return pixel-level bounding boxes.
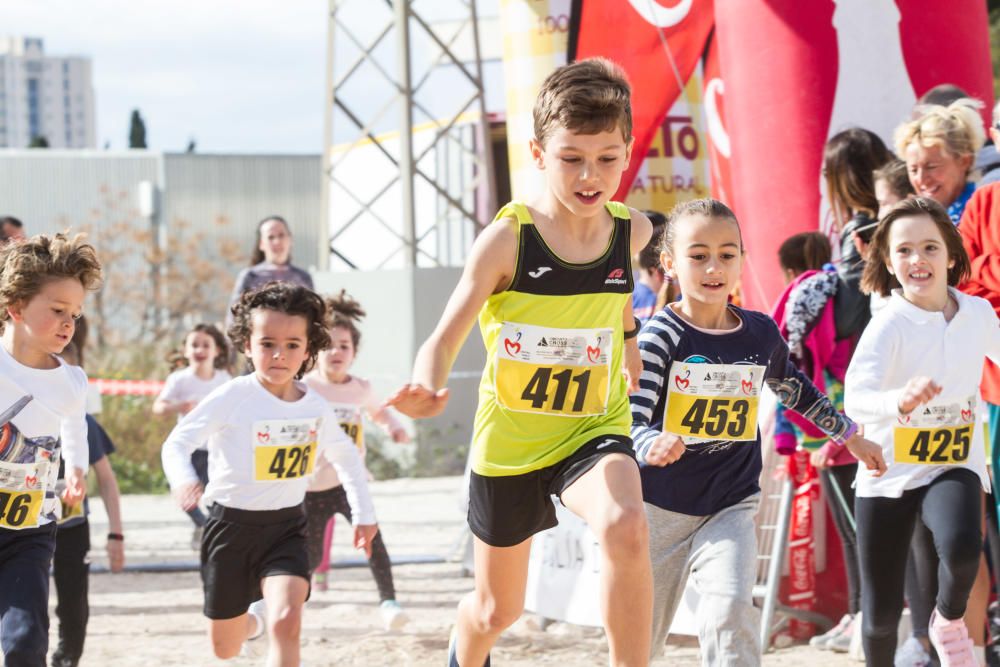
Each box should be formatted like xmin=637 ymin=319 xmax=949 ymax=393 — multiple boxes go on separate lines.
xmin=664 ymin=362 xmax=765 ymax=442
xmin=252 ymin=419 xmax=319 ymax=481
xmin=494 ymin=322 xmax=612 ymax=417
xmin=894 ymin=398 xmax=976 ymax=465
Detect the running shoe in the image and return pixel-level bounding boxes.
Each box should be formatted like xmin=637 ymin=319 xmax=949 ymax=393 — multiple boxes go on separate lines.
xmin=380 ymin=599 xmax=410 ymax=631
xmin=928 ymin=608 xmax=977 ymax=667
xmin=826 ymin=614 xmax=856 ymax=653
xmin=895 ymin=636 xmax=932 ymax=667
xmin=241 ymin=598 xmax=268 ymax=658
xmin=810 ymin=613 xmax=854 ymax=650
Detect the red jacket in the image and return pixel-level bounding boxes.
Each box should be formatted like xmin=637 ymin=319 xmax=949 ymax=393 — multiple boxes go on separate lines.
xmin=959 ymin=183 xmax=1000 ymax=404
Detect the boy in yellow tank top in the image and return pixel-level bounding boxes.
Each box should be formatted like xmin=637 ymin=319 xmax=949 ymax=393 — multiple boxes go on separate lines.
xmin=388 ymin=58 xmax=653 ymax=667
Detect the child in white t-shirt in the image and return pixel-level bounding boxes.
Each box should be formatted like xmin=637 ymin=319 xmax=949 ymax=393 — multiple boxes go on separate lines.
xmin=161 ymin=283 xmax=377 ymax=665
xmin=0 ymin=233 xmax=102 ymax=665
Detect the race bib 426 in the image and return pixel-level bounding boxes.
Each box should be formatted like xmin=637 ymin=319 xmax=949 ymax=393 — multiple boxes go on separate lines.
xmin=494 ymin=322 xmax=612 ymax=417
xmin=664 ymin=362 xmax=764 ymax=442
xmin=252 ymin=419 xmax=319 ymax=481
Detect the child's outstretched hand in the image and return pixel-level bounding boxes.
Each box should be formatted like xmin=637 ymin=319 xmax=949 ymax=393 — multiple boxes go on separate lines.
xmin=644 ymin=433 xmax=685 ymax=466
xmin=61 ymin=467 xmax=86 ymax=507
xmin=173 ymin=481 xmax=203 ymax=512
xmin=898 ymin=377 xmax=942 ymax=415
xmin=354 ymin=523 xmax=379 ymax=558
xmin=624 ymin=339 xmax=641 ymax=394
xmin=385 ymin=383 xmax=449 ymax=418
xmin=845 ymin=434 xmax=887 ymax=477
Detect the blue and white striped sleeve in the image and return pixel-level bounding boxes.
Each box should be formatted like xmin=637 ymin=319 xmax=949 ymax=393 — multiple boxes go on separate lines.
xmin=629 ymin=317 xmax=675 ymax=460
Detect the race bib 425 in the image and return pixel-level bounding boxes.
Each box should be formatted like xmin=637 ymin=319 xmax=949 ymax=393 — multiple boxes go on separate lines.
xmin=893 ymin=398 xmax=976 ymax=465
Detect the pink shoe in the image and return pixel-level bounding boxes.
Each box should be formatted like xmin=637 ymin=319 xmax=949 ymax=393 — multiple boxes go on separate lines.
xmin=929 ymin=608 xmax=977 ymax=667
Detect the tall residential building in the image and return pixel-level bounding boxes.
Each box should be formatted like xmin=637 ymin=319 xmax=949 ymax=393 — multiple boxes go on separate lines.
xmin=0 ymin=37 xmax=96 ymax=148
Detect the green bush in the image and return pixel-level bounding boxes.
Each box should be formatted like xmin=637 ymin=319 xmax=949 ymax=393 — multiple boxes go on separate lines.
xmin=90 ymin=344 xmax=175 ymax=494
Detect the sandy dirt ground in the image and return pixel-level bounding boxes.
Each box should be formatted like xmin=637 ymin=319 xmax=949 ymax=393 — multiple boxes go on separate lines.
xmin=38 ymin=476 xmax=859 ymax=667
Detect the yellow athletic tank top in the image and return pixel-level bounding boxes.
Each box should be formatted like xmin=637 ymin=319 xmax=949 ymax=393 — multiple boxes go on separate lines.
xmin=471 ymin=201 xmax=634 ymax=477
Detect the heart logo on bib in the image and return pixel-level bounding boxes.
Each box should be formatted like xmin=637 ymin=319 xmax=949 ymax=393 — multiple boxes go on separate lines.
xmin=503 ymin=338 xmax=521 ymax=356
xmin=741 ymin=379 xmax=754 ymax=395
xmin=674 ymin=375 xmax=690 ymax=391
xmin=961 ymin=409 xmax=973 ymax=422
xmin=899 ymin=414 xmax=911 ymax=425
xmin=586 ymin=345 xmax=601 ymax=363
xmin=25 ymin=474 xmax=37 ymax=489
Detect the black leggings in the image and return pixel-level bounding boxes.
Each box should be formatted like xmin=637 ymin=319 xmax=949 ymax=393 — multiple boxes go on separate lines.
xmin=820 ymin=464 xmax=860 ymax=615
xmin=304 ymin=486 xmax=395 ymax=602
xmin=52 ymin=520 xmax=91 ymax=666
xmin=856 ymin=468 xmax=982 ymax=667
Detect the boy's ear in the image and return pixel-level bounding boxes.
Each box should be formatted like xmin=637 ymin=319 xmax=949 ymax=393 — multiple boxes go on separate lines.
xmin=623 ymin=136 xmax=635 ymax=170
xmin=529 ymin=138 xmax=545 ymax=170
xmin=6 ymin=302 xmax=23 ymax=323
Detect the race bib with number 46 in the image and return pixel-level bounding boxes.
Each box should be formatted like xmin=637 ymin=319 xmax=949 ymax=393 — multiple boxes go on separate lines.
xmin=494 ymin=322 xmax=613 ymax=417
xmin=252 ymin=418 xmax=318 ymax=481
xmin=0 ymin=459 xmax=46 ymax=530
xmin=664 ymin=362 xmax=765 ymax=442
xmin=894 ymin=397 xmax=976 ymax=465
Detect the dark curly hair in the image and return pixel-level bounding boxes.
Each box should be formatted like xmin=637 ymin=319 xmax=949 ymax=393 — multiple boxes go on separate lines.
xmin=228 ymin=282 xmax=331 ymax=379
xmin=0 ymin=232 xmax=103 ymax=334
xmin=324 ymin=290 xmax=365 ymax=350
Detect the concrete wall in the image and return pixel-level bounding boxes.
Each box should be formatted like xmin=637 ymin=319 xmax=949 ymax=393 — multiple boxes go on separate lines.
xmin=313 ymin=266 xmax=485 ymax=474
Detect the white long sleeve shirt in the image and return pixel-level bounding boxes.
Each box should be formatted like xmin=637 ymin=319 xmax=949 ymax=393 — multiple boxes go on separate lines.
xmin=845 ymin=288 xmax=1000 ymax=498
xmin=0 ymin=344 xmax=88 ymax=527
xmin=160 ymin=374 xmax=375 ymax=524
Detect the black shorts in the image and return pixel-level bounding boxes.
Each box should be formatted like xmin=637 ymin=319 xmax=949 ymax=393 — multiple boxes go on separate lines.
xmin=201 ymin=503 xmax=311 ymax=620
xmin=468 ymin=434 xmax=636 ymax=547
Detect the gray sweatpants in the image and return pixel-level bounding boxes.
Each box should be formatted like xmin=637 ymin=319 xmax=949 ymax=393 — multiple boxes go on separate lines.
xmin=647 ymin=494 xmax=761 ymax=666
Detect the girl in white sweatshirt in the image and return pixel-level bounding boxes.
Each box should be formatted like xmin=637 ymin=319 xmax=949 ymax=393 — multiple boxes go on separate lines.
xmin=845 ymin=197 xmax=1000 ymax=667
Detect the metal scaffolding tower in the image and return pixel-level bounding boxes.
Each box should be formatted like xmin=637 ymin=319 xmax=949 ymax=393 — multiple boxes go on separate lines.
xmin=321 ymin=0 xmax=496 ymax=271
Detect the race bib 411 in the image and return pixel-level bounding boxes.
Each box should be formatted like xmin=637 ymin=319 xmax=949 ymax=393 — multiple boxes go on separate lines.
xmin=494 ymin=322 xmax=613 ymax=417
xmin=664 ymin=362 xmax=765 ymax=442
xmin=252 ymin=418 xmax=319 ymax=481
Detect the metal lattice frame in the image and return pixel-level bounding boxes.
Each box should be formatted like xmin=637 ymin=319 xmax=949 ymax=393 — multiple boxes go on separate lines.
xmin=320 ymin=0 xmax=495 ymax=270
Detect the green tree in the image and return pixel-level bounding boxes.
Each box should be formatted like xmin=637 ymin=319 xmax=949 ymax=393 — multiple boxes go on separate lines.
xmin=28 ymin=135 xmax=48 ymax=148
xmin=129 ymin=109 xmax=147 ymax=149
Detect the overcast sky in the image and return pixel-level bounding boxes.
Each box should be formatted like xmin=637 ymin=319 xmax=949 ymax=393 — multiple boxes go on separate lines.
xmin=3 ymin=1 xmax=500 ymax=154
